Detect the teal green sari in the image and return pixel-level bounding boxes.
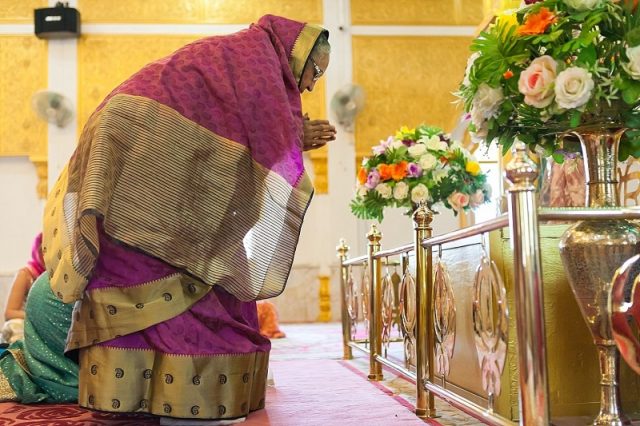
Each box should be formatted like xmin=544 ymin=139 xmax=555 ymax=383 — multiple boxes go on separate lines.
xmin=0 ymin=272 xmax=77 ymax=402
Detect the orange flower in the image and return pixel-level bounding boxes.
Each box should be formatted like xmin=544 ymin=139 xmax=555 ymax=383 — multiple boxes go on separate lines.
xmin=503 ymin=69 xmax=514 ymax=79
xmin=378 ymin=164 xmax=393 ymax=181
xmin=357 ymin=167 xmax=368 ymax=184
xmin=391 ymin=161 xmax=408 ymax=181
xmin=518 ymin=7 xmax=556 ymax=36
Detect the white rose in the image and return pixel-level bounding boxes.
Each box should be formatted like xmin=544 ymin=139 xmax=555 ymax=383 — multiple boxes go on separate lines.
xmin=563 ymin=0 xmax=601 ymax=10
xmin=375 ymin=183 xmax=392 ymax=199
xmin=419 ymin=154 xmax=438 ymax=170
xmin=518 ymin=55 xmax=557 ymax=108
xmin=408 ymin=143 xmax=427 ymax=157
xmin=469 ymin=190 xmax=485 ymax=207
xmin=470 ymin=83 xmax=504 ymax=136
xmin=462 ymin=52 xmax=480 ymax=87
xmin=423 ymin=136 xmax=448 ymax=151
xmin=393 ymin=182 xmax=409 ymax=200
xmin=555 ymin=67 xmax=594 ymax=109
xmin=411 ymin=184 xmax=429 ymax=204
xmin=432 ymin=168 xmax=449 ymax=183
xmin=470 ymin=107 xmax=489 ymax=137
xmin=623 ymin=45 xmax=640 ymax=80
xmin=356 ymin=186 xmax=369 ymax=197
xmin=391 ymin=139 xmax=405 ymax=149
xmin=473 ymin=83 xmax=504 ymax=119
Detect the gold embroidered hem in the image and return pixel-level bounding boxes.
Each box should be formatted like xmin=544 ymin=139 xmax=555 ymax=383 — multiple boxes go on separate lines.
xmin=65 ymin=273 xmax=211 ymax=351
xmin=7 ymin=349 xmax=29 ymax=375
xmin=0 ymin=371 xmax=17 ymax=401
xmin=79 ymin=346 xmax=268 ymax=419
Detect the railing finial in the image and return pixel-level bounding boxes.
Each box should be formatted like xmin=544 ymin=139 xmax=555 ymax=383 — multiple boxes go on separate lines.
xmin=367 ymin=224 xmax=383 ymax=244
xmin=413 ymin=200 xmax=433 ymax=230
xmin=504 ymin=140 xmax=538 ymax=190
xmin=336 ymin=238 xmax=350 ymax=258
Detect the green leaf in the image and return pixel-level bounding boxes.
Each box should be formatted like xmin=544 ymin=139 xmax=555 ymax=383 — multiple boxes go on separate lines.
xmin=567 ymin=10 xmax=592 ymax=22
xmin=569 ymin=109 xmax=582 ymax=128
xmin=625 ymin=112 xmax=640 ymax=128
xmin=619 ymin=142 xmax=633 ymax=161
xmin=501 ymin=137 xmax=515 ymax=156
xmin=518 ymin=133 xmax=536 ymax=145
xmin=552 ymin=152 xmax=565 ymax=164
xmin=622 ymin=81 xmax=640 ymax=105
xmin=576 ymin=44 xmax=597 ymax=66
xmin=627 ymin=27 xmax=640 ymax=47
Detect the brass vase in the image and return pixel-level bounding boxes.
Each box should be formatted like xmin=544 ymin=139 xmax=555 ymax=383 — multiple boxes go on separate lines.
xmin=558 ymin=126 xmax=640 ymax=426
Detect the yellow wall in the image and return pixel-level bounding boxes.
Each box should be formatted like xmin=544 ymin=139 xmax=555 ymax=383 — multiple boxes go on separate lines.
xmin=0 ymin=0 xmax=47 ymax=23
xmin=351 ymin=0 xmax=483 ymax=25
xmin=352 ymin=36 xmax=473 ymax=162
xmin=0 ymin=0 xmax=485 ymax=195
xmin=78 ymin=0 xmax=322 ymax=24
xmin=0 ymin=2 xmax=48 ymax=158
xmin=0 ymin=36 xmax=47 ymax=157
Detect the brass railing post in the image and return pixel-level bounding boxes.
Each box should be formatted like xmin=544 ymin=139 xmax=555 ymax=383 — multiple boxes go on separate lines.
xmin=336 ymin=238 xmax=353 ymax=360
xmin=505 ymin=142 xmax=550 ymax=425
xmin=413 ymin=203 xmax=435 ymax=418
xmin=367 ymin=225 xmax=383 ymax=380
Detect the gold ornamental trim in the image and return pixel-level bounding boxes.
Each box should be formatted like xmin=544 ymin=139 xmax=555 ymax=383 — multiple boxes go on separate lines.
xmin=0 ymin=371 xmax=17 ymax=402
xmin=79 ymin=346 xmax=268 ymax=419
xmin=43 ymin=164 xmax=87 ymax=304
xmin=66 ymin=274 xmax=211 ymax=351
xmin=289 ymin=24 xmax=325 ymax=86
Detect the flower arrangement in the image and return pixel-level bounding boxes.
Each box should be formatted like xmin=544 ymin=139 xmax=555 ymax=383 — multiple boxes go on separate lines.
xmin=350 ymin=125 xmax=491 ymax=222
xmin=457 ymin=0 xmax=640 ymax=160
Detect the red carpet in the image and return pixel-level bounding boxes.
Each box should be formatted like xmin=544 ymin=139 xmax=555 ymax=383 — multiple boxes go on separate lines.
xmin=244 ymin=359 xmax=427 ymax=425
xmin=0 ymin=346 xmax=427 ymax=425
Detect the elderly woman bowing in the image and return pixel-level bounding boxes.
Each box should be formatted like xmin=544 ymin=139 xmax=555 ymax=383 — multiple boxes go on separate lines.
xmin=38 ymin=14 xmax=335 ymax=424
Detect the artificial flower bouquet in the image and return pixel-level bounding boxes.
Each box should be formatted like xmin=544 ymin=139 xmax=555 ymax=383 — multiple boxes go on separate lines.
xmin=457 ymin=0 xmax=640 ymax=160
xmin=350 ymin=125 xmax=491 ymax=222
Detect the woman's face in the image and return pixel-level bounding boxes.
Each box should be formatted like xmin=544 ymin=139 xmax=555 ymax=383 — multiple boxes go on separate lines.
xmin=299 ymin=54 xmax=329 ymax=94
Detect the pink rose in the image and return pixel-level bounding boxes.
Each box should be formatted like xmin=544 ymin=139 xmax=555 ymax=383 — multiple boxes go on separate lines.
xmin=470 ymin=190 xmax=485 ymax=207
xmin=518 ymin=55 xmax=557 ymax=108
xmin=448 ymin=192 xmax=470 ymax=211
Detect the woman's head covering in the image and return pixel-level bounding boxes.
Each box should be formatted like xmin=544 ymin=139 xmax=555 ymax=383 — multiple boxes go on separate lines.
xmin=43 ymin=15 xmax=329 ymax=303
xmin=27 ymin=232 xmax=45 ymax=279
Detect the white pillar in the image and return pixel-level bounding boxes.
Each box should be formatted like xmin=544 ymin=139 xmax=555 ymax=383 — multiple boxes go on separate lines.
xmin=47 ymin=0 xmax=78 ymax=188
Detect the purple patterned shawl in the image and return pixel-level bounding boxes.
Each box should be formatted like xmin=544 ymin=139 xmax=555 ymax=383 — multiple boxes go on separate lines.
xmin=43 ymin=15 xmax=328 ymax=302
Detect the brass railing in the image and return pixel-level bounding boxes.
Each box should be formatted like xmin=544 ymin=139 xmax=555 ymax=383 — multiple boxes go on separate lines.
xmin=337 ymin=142 xmax=640 ymax=425
xmin=338 ymin=140 xmax=640 ymax=425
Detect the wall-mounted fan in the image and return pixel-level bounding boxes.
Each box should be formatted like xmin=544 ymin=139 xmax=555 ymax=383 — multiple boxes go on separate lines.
xmin=31 ymin=90 xmax=74 ymax=128
xmin=330 ymin=84 xmax=365 ymax=133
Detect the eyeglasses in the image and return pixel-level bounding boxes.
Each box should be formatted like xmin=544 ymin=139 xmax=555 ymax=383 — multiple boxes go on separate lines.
xmin=310 ymin=57 xmax=324 ymax=82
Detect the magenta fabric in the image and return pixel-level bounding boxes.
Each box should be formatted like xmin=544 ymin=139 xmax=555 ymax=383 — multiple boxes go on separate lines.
xmin=91 ymin=15 xmax=307 ymax=186
xmin=87 ymin=229 xmax=270 ymax=355
xmin=26 ymin=233 xmax=45 ymax=279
